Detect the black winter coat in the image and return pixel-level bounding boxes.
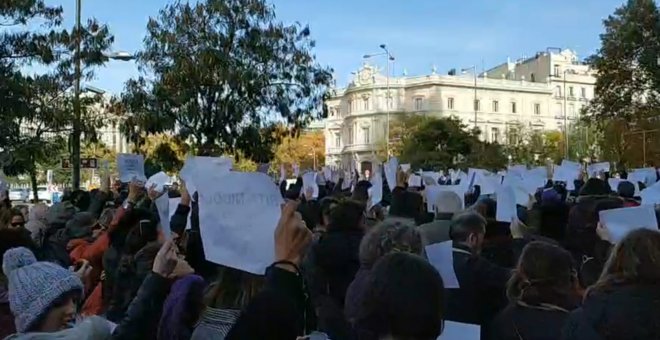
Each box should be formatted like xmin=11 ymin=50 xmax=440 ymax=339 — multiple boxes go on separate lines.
xmin=489 ymin=303 xmax=575 ymax=340
xmin=562 ymin=285 xmax=660 ymax=340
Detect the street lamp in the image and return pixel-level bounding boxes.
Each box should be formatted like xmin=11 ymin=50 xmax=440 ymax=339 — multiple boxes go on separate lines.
xmin=461 ymin=66 xmax=478 ymax=130
xmin=363 ymin=44 xmax=395 ymax=159
xmin=72 ymin=0 xmax=135 ymax=189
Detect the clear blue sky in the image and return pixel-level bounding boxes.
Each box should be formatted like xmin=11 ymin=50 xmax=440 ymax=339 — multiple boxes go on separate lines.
xmin=45 ymin=0 xmax=625 ymax=94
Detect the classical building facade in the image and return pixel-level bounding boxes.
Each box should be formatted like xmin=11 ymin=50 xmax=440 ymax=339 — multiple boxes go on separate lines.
xmin=323 ymin=48 xmax=596 ymax=172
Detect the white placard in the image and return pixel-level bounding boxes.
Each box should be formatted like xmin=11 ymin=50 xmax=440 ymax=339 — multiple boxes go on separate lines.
xmin=496 ymin=185 xmax=517 ymax=222
xmin=196 ymin=172 xmax=283 ymax=274
xmin=587 ymin=162 xmax=610 ymax=177
xmin=180 ymin=156 xmax=232 ymax=201
xmin=342 ymin=171 xmax=352 ymax=190
xmin=368 ymin=172 xmax=383 ymax=210
xmin=117 ymin=154 xmax=147 ymax=183
xmin=629 ymin=168 xmax=657 ymax=187
xmin=322 ymin=167 xmax=331 ymax=182
xmin=528 ymin=166 xmax=549 ymax=179
xmin=145 ymin=171 xmax=170 ymax=193
xmin=640 ymin=182 xmax=660 ymax=206
xmin=425 ymin=241 xmax=460 ymax=289
xmin=552 ymin=165 xmax=579 ymax=190
xmin=302 ymin=171 xmax=319 ymax=199
xmin=384 ymin=157 xmax=399 ymax=191
xmin=599 ymin=206 xmax=658 ymax=243
xmin=400 ymin=163 xmax=411 ymax=172
xmin=408 ymin=174 xmax=422 ymax=187
xmin=561 ymin=159 xmax=582 ymax=170
xmin=422 ymin=171 xmax=441 ymax=185
xmin=438 ymin=321 xmax=480 ymax=340
xmin=154 ymin=194 xmax=171 ymax=240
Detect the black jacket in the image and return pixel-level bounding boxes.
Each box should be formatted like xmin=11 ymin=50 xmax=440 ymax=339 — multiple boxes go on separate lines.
xmin=562 ymin=284 xmax=660 ymax=340
xmin=489 ymin=303 xmax=574 ymax=340
xmin=445 ymin=243 xmax=516 ymax=331
xmin=111 ymin=273 xmax=171 ymax=340
xmin=226 ymin=265 xmax=315 ymax=340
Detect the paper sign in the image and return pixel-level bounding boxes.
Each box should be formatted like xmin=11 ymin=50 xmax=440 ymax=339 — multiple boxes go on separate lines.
xmin=587 ymin=162 xmax=610 ymax=177
xmin=302 ymin=171 xmax=319 ymax=199
xmin=196 ymin=172 xmax=283 ymax=274
xmin=608 ymin=178 xmax=640 ymax=196
xmin=384 ymin=157 xmax=399 ymax=191
xmin=408 ymin=174 xmax=422 ymax=187
xmin=438 ymin=321 xmax=480 ymax=340
xmin=640 ymin=187 xmax=660 ymax=205
xmin=553 ymin=165 xmax=579 ymax=190
xmin=117 ymin=154 xmax=147 ymax=183
xmin=599 ymin=206 xmax=658 ymax=243
xmin=342 ymin=171 xmax=352 ymax=190
xmin=561 ymin=159 xmax=582 ymax=170
xmin=528 ymin=166 xmax=548 ymax=179
xmin=629 ymin=168 xmax=657 ymax=187
xmin=145 ymin=171 xmax=170 ymax=193
xmin=154 ymin=194 xmax=171 ymax=240
xmin=496 ymin=185 xmax=517 ymax=222
xmin=368 ymin=172 xmax=383 ymax=210
xmin=169 ymin=197 xmax=191 ymax=230
xmin=180 ymin=156 xmax=232 ymax=201
xmin=425 ymin=241 xmax=460 ymax=289
xmin=422 ymin=171 xmax=441 ymax=185
xmin=322 ymin=167 xmax=332 ymax=183
xmin=400 ymin=163 xmax=411 ymax=172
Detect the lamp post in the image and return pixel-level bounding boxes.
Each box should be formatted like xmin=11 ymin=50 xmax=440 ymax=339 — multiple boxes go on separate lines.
xmin=461 ymin=66 xmax=478 ymax=130
xmin=363 ymin=44 xmax=395 ymax=159
xmin=72 ymin=0 xmax=134 ymax=189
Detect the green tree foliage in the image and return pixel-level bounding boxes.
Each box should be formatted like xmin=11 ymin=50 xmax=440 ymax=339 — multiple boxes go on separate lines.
xmin=398 ymin=117 xmax=507 ymax=170
xmin=585 ymin=0 xmax=660 ymax=166
xmin=121 ymin=0 xmax=332 ymax=161
xmin=0 ymin=0 xmax=114 ymax=197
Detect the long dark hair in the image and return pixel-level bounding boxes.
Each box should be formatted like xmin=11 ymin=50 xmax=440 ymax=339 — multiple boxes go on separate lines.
xmin=589 ymin=229 xmax=660 ymax=295
xmin=507 ymin=241 xmax=580 ymax=310
xmin=326 ymin=199 xmax=365 ymax=232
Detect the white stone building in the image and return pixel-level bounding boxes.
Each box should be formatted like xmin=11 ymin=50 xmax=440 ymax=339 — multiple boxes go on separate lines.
xmin=323 ymin=48 xmax=596 ymax=173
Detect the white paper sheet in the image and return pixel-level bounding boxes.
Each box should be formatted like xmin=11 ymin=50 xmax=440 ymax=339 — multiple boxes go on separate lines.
xmin=154 ymin=194 xmax=171 ymax=240
xmin=599 ymin=206 xmax=659 ymax=243
xmin=408 ymin=174 xmax=422 ymax=187
xmin=552 ymin=165 xmax=580 ymax=190
xmin=528 ymin=166 xmax=549 ymax=179
xmin=496 ymin=185 xmax=517 ymax=222
xmin=629 ymin=168 xmax=657 ymax=187
xmin=180 ymin=156 xmax=232 ymax=200
xmin=425 ymin=241 xmax=460 ymax=289
xmin=322 ymin=167 xmax=332 ymax=183
xmin=608 ymin=178 xmax=640 ymax=196
xmin=145 ymin=171 xmax=170 ymax=193
xmin=168 ymin=197 xmax=192 ymax=231
xmin=587 ymin=162 xmax=610 ymax=177
xmin=302 ymin=171 xmax=319 ymax=199
xmin=384 ymin=157 xmax=399 ymax=191
xmin=368 ymin=172 xmax=383 ymax=210
xmin=422 ymin=171 xmax=441 ymax=185
xmin=400 ymin=163 xmax=411 ymax=172
xmin=196 ymin=171 xmax=283 ymax=274
xmin=117 ymin=154 xmax=147 ymax=183
xmin=640 ymin=187 xmax=660 ymax=205
xmin=438 ymin=321 xmax=480 ymax=340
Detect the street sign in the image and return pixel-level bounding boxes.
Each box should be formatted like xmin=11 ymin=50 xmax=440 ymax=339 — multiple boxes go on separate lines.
xmin=61 ymin=158 xmax=98 ymax=169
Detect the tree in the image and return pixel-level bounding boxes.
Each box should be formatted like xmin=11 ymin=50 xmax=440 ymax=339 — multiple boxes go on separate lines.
xmin=585 ymin=0 xmax=660 ymax=166
xmin=375 ymin=113 xmax=431 ymax=161
xmin=0 ymin=0 xmax=114 ymax=197
xmin=398 ymin=117 xmax=506 ymax=170
xmin=138 ymin=134 xmax=189 ymax=174
xmin=272 ymin=130 xmax=325 ymax=174
xmin=121 ymin=0 xmax=332 ymax=161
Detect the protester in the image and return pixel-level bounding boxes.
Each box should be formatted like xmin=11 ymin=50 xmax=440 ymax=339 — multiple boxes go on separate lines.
xmin=616 ymin=181 xmax=640 ymax=207
xmin=355 ymin=252 xmax=445 ymax=340
xmin=345 ymin=219 xmax=423 ymax=335
xmin=9 ymin=209 xmax=25 ymax=229
xmin=159 ymin=274 xmax=206 ymax=340
xmin=563 ymin=229 xmax=660 ymax=339
xmin=0 ymin=228 xmax=36 ymax=339
xmin=489 ymin=241 xmax=581 ymax=339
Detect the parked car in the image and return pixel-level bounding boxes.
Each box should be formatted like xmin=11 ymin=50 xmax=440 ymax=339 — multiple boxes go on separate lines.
xmin=28 ymin=186 xmax=51 ymax=203
xmin=8 ymin=188 xmax=28 ymax=202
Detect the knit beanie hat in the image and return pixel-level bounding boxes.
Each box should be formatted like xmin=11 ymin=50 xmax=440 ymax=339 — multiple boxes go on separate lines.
xmin=47 ymin=201 xmax=77 ymax=226
xmin=2 ymin=247 xmax=83 ymax=332
xmin=157 ymin=274 xmax=206 ymax=340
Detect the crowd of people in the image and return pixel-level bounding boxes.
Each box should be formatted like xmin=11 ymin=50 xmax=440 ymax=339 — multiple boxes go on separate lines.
xmin=0 ymin=164 xmax=659 ymax=340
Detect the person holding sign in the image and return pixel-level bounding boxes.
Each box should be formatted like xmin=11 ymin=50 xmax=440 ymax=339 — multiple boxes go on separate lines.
xmin=563 ymin=229 xmax=660 ymax=340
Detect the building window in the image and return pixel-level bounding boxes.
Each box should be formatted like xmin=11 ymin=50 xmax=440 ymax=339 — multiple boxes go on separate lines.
xmin=569 ymin=86 xmax=574 ymax=97
xmin=555 ymin=86 xmax=562 ymax=97
xmin=569 ymin=104 xmax=575 ymax=116
xmin=530 ymin=73 xmax=535 ymax=82
xmin=347 ymin=126 xmax=353 ymax=144
xmin=336 ymin=108 xmax=341 ymax=117
xmin=534 ymin=103 xmax=541 ymax=115
xmin=581 ymin=87 xmax=587 ymax=98
xmin=363 ymin=97 xmax=370 ymax=110
xmin=362 ymin=126 xmax=370 ymax=144
xmin=347 ymin=100 xmax=352 ymax=114
xmin=511 ymin=101 xmax=517 ymax=114
xmin=447 ymin=97 xmax=455 ymax=110
xmin=387 ymin=96 xmax=393 ymax=109
xmin=492 ymin=100 xmax=499 ymax=113
xmin=554 ymin=64 xmax=560 ymax=77
xmin=415 ymin=97 xmax=423 ymax=111
xmin=474 ymin=99 xmax=481 ymax=112
xmin=491 ymin=127 xmax=500 ymax=143
xmin=334 ymin=133 xmax=340 ymax=148
xmin=508 ymin=128 xmax=519 ymax=145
